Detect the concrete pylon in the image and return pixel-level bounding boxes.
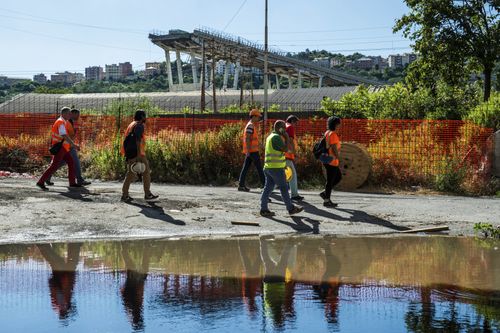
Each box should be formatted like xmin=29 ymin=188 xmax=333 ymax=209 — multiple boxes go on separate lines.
xmin=175 ymin=49 xmax=184 ymax=86
xmin=233 ymin=60 xmax=240 ymax=90
xmin=223 ymin=61 xmax=229 ymax=90
xmin=275 ymin=74 xmax=280 ymax=90
xmin=288 ymin=73 xmax=292 ymax=89
xmin=318 ymin=75 xmax=323 ymax=88
xmin=164 ymin=48 xmax=174 ymax=89
xmin=190 ymin=52 xmax=198 ymax=86
xmin=298 ymin=71 xmax=302 ymax=88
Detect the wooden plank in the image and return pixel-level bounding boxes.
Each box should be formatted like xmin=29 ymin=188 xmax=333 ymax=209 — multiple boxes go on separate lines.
xmin=398 ymin=226 xmax=449 ymax=234
xmin=231 ymin=221 xmax=260 ymax=226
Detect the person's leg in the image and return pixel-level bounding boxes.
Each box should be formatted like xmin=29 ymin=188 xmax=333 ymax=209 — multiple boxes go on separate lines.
xmin=38 ymin=148 xmax=67 ymax=185
xmin=122 ymin=158 xmax=138 ymax=198
xmin=286 ymin=160 xmax=299 ymax=197
xmin=70 ymin=148 xmax=84 ymax=184
xmin=271 ymin=168 xmax=294 ymax=211
xmin=260 ymin=169 xmax=275 ymax=212
xmin=141 ymin=157 xmax=152 ymax=196
xmin=330 ymin=166 xmax=342 ymax=200
xmin=238 ymin=154 xmax=253 ymax=187
xmin=251 ymin=152 xmax=266 ymax=187
xmin=324 ymin=164 xmax=335 ymax=200
xmin=62 ymin=151 xmax=76 ymax=185
xmin=46 ymin=157 xmax=68 ymax=184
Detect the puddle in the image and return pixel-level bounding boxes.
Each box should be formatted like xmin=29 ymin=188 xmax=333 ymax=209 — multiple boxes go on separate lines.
xmin=0 ymin=236 xmax=499 ymax=332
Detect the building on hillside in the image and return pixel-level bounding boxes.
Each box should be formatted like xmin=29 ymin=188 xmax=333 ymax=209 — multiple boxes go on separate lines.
xmin=215 ymin=60 xmax=235 ymax=75
xmin=119 ymin=62 xmax=133 ymax=77
xmin=105 ymin=64 xmax=120 ymax=81
xmin=50 ymin=72 xmax=84 ymax=85
xmin=330 ymin=58 xmax=343 ymax=67
xmin=145 ymin=62 xmax=161 ymax=77
xmin=354 ymin=57 xmax=374 ymax=70
xmin=312 ymin=57 xmax=330 ymax=68
xmin=371 ymin=56 xmax=388 ymax=70
xmin=388 ymin=53 xmax=417 ymax=68
xmin=0 ymin=76 xmax=27 ymax=86
xmin=85 ymin=66 xmax=104 ymax=81
xmin=33 ymin=73 xmax=47 ymax=84
xmin=402 ymin=53 xmax=417 ymax=66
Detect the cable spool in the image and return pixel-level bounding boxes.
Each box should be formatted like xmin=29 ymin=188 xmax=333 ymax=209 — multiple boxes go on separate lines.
xmin=336 ymin=142 xmax=372 ymax=190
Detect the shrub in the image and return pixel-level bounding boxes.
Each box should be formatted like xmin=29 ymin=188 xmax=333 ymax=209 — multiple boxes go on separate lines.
xmin=466 ymin=92 xmax=500 ymax=130
xmin=434 ymin=159 xmax=466 ymax=193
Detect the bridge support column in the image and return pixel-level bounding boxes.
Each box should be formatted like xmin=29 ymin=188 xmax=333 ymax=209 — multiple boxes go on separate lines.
xmin=233 ymin=60 xmax=240 ymax=90
xmin=190 ymin=53 xmax=198 ymax=87
xmin=175 ymin=49 xmax=184 ymax=86
xmin=318 ymin=75 xmax=323 ymax=88
xmin=287 ymin=74 xmax=292 ymax=89
xmin=298 ymin=71 xmax=302 ymax=88
xmin=275 ymin=74 xmax=280 ymax=90
xmin=164 ymin=48 xmax=174 ymax=89
xmin=223 ymin=61 xmax=229 ymax=90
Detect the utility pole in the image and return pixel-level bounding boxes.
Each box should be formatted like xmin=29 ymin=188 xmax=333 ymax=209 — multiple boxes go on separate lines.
xmin=263 ymin=0 xmax=269 ymax=136
xmin=201 ymin=40 xmax=206 ymax=112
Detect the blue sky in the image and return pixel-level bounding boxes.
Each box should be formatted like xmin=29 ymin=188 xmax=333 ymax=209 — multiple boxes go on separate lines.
xmin=0 ymin=0 xmax=413 ymax=78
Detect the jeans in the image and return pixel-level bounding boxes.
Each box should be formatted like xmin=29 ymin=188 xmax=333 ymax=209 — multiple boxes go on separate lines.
xmin=47 ymin=147 xmax=84 ymax=184
xmin=239 ymin=152 xmax=265 ymax=187
xmin=324 ymin=164 xmax=342 ymax=199
xmin=122 ymin=156 xmax=152 ymax=197
xmin=261 ymin=168 xmax=294 ymax=212
xmin=38 ymin=148 xmax=76 ymax=186
xmin=286 ymin=159 xmax=299 ymax=197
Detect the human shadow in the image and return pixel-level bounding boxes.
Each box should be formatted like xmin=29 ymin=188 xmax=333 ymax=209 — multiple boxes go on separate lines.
xmin=58 ymin=186 xmax=95 ymax=202
xmin=300 ymin=201 xmax=408 ymax=231
xmin=125 ymin=201 xmax=186 ymax=225
xmin=261 ymin=215 xmax=321 ymax=234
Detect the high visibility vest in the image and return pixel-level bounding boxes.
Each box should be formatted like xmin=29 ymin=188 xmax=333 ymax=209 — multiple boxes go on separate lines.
xmin=121 ymin=121 xmax=146 ymax=157
xmin=242 ymin=121 xmax=259 ymax=154
xmin=284 ymin=123 xmax=295 ymax=160
xmin=50 ymin=117 xmax=71 ymax=152
xmin=264 ymin=133 xmax=286 ymax=169
xmin=326 ymin=130 xmax=341 ymax=167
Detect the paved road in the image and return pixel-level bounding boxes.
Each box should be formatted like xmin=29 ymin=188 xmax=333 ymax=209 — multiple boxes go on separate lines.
xmin=0 ymin=178 xmax=498 ymax=244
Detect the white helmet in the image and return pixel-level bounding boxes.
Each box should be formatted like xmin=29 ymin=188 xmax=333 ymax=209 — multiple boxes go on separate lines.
xmin=130 ymin=162 xmax=146 ymax=175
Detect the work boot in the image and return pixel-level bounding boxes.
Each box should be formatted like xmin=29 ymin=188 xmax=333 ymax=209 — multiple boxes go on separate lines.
xmin=288 ymin=206 xmax=304 ymax=215
xmin=45 ymin=180 xmax=54 ymax=186
xmin=291 ymin=195 xmax=304 ymax=201
xmin=145 ymin=193 xmax=159 ymax=201
xmin=121 ymin=195 xmax=133 ymax=203
xmin=260 ymin=210 xmax=275 ymax=217
xmin=323 ymin=200 xmax=338 ymax=208
xmin=238 ymin=186 xmax=250 ymax=192
xmin=36 ymin=182 xmax=49 ymax=191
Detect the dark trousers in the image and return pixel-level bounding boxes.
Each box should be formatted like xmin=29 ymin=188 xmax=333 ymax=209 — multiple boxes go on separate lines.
xmin=324 ymin=164 xmax=342 ymax=199
xmin=38 ymin=148 xmax=76 ymax=185
xmin=238 ymin=152 xmax=265 ymax=187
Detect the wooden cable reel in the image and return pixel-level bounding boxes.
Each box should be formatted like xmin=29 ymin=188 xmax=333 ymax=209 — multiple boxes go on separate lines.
xmin=335 ymin=142 xmax=372 ymax=190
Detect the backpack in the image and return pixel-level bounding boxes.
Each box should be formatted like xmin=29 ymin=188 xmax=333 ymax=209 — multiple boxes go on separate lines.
xmin=123 ymin=125 xmax=138 ymax=160
xmin=312 ymin=136 xmax=327 ymax=159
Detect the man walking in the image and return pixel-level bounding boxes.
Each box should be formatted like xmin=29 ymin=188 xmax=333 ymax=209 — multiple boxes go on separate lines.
xmin=36 ymin=107 xmax=80 ymax=190
xmin=260 ymin=120 xmax=303 ymax=217
xmin=238 ymin=109 xmax=265 ymax=191
xmin=121 ymin=110 xmax=158 ymax=202
xmin=45 ymin=108 xmax=91 ymax=186
xmin=285 ymin=115 xmax=303 ymax=201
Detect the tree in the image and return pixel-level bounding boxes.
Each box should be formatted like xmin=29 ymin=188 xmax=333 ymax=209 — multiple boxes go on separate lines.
xmin=395 ymin=0 xmax=499 ymax=101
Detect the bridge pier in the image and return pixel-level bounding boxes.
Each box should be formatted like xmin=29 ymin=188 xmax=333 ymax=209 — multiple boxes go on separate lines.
xmin=175 ymin=49 xmax=184 ymax=86
xmin=191 ymin=52 xmax=198 ymax=86
xmin=298 ymin=71 xmax=302 ymax=88
xmin=233 ymin=60 xmax=240 ymax=90
xmin=223 ymin=61 xmax=229 ymax=90
xmin=318 ymin=75 xmax=323 ymax=88
xmin=275 ymin=74 xmax=280 ymax=89
xmin=288 ymin=73 xmax=292 ymax=89
xmin=164 ymin=48 xmax=174 ymax=89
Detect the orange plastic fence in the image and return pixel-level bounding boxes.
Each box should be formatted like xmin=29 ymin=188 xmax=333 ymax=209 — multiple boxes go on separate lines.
xmin=0 ymin=114 xmax=494 ymax=175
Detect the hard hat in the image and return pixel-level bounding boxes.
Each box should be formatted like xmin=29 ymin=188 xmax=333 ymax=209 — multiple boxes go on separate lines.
xmin=285 ymin=166 xmax=293 ymax=182
xmin=249 ymin=109 xmax=261 ymax=117
xmin=130 ymin=162 xmax=146 ymax=175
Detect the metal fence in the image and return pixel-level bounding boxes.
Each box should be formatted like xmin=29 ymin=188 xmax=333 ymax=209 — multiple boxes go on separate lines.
xmin=0 ymin=94 xmax=495 ymax=178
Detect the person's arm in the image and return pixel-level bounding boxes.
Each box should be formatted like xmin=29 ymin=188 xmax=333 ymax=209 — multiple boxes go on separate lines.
xmin=58 ymin=123 xmax=78 ymax=149
xmin=245 ymin=125 xmax=254 ymax=154
xmin=272 ymin=132 xmax=288 ymax=152
xmin=331 ymin=144 xmax=340 ymax=160
xmin=134 ymin=124 xmax=144 ymax=145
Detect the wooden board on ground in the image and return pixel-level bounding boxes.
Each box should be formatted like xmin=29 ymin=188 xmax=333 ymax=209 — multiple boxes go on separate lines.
xmin=398 ymin=226 xmax=449 ymax=233
xmin=231 ymin=221 xmax=260 ymax=226
xmin=336 ymin=142 xmax=372 ymax=191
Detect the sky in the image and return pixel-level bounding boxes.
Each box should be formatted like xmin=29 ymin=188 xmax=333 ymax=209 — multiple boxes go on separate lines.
xmin=0 ymin=0 xmax=413 ymax=79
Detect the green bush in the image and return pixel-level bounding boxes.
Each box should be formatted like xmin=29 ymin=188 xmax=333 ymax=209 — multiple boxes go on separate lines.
xmin=466 ymin=92 xmax=500 ymax=130
xmin=434 ymin=159 xmax=466 ymax=193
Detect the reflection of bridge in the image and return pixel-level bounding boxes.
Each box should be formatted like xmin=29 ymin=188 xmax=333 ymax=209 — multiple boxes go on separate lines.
xmin=149 ymin=27 xmax=381 ymax=92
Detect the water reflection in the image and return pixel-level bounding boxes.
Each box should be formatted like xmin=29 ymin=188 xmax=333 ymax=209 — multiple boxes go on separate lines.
xmin=0 ymin=236 xmax=499 ymax=332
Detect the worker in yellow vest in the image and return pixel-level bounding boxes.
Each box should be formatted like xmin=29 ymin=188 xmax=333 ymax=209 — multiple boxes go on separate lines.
xmin=36 ymin=107 xmax=79 ymax=190
xmin=238 ymin=109 xmax=265 ymax=191
xmin=121 ymin=110 xmax=158 ymax=202
xmin=260 ymin=120 xmax=303 ymax=217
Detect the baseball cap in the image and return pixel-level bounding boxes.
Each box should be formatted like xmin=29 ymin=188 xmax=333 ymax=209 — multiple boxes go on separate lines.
xmin=249 ymin=109 xmax=261 ymax=117
xmin=286 ymin=115 xmax=299 ymax=123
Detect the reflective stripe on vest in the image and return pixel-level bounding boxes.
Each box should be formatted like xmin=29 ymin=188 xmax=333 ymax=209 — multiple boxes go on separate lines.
xmin=264 ymin=133 xmax=286 ymax=169
xmin=51 ymin=118 xmax=70 ymax=151
xmin=242 ymin=121 xmax=259 ymax=154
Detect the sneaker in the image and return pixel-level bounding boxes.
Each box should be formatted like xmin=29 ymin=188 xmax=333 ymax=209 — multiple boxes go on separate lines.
xmin=291 ymin=195 xmax=304 ymax=201
xmin=69 ymin=183 xmax=83 ymax=188
xmin=319 ymin=191 xmax=326 ymax=200
xmin=36 ymin=182 xmax=49 ymax=191
xmin=121 ymin=195 xmax=133 ymax=202
xmin=288 ymin=206 xmax=304 ymax=215
xmin=323 ymin=200 xmax=338 ymax=208
xmin=45 ymin=180 xmax=54 ymax=186
xmin=78 ymin=180 xmax=92 ymax=186
xmin=260 ymin=210 xmax=275 ymax=217
xmin=238 ymin=186 xmax=250 ymax=192
xmin=145 ymin=193 xmax=159 ymax=201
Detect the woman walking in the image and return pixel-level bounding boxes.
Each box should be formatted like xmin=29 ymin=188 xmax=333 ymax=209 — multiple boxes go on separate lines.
xmin=320 ymin=116 xmax=342 ymax=207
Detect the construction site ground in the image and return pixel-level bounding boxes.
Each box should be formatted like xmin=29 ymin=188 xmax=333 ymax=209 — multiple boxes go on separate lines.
xmin=0 ymin=177 xmax=498 ymax=244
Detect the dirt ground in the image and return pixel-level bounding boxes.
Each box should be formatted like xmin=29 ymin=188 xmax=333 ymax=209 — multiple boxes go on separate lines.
xmin=0 ymin=177 xmax=498 ymax=244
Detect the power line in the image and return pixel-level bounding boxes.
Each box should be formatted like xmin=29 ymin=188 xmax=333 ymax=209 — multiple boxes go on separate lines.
xmin=271 ymin=39 xmax=409 ymax=47
xmin=223 ymin=0 xmax=248 ymax=31
xmin=236 ymin=26 xmax=394 ymax=35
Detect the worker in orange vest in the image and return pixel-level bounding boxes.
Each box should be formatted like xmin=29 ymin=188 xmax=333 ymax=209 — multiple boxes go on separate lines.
xmin=285 ymin=115 xmax=303 ymax=201
xmin=238 ymin=109 xmax=265 ymax=192
xmin=121 ymin=110 xmax=158 ymax=202
xmin=319 ymin=116 xmax=342 ymax=207
xmin=36 ymin=107 xmax=79 ymax=190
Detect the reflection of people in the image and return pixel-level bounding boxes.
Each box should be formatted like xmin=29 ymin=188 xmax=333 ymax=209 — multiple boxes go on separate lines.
xmin=37 ymin=243 xmax=82 ymax=320
xmin=120 ymin=241 xmax=152 ymax=331
xmin=260 ymin=237 xmax=297 ymax=328
xmin=313 ymin=237 xmax=341 ymax=326
xmin=238 ymin=239 xmax=263 ymax=314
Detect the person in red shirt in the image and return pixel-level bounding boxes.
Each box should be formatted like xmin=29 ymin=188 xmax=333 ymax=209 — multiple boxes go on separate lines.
xmin=285 ymin=115 xmax=303 ymax=201
xmin=320 ymin=116 xmax=342 ymax=207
